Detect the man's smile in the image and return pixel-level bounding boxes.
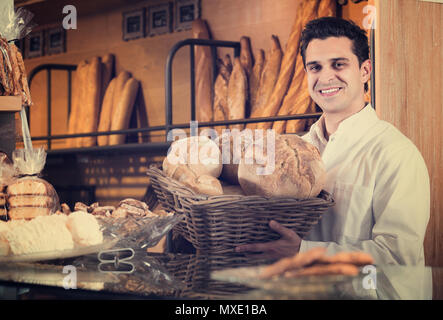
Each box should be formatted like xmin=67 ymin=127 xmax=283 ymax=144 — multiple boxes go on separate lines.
xmin=317 ymin=86 xmax=343 ymax=97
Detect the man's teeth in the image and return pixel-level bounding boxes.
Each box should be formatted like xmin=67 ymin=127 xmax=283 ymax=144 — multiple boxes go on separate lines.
xmin=320 ymin=88 xmax=340 ymax=94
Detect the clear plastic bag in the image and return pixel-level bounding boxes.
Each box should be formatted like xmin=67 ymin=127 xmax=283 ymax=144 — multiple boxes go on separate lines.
xmin=6 ymin=147 xmax=60 ymax=219
xmin=0 ymin=3 xmax=34 ymax=105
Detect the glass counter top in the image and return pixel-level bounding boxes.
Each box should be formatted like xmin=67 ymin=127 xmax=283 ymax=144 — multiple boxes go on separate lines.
xmin=0 ymin=249 xmax=442 ymax=300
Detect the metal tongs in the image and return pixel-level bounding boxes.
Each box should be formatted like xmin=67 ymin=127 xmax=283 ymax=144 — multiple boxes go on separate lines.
xmin=97 ymin=248 xmax=135 ymax=274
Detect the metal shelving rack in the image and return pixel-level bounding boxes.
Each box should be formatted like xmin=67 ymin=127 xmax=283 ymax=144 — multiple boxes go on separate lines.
xmin=27 ymin=38 xmax=323 ymax=157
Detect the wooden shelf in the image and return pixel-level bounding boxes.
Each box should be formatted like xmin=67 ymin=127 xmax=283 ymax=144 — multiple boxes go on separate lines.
xmin=0 ymin=96 xmax=22 ymax=112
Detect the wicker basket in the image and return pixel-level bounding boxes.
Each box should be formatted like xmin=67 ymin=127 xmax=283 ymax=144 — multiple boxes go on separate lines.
xmin=147 ymin=166 xmax=334 ymax=253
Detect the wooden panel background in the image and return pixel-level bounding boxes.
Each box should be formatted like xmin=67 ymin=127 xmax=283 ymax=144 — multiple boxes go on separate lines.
xmin=375 ymin=0 xmax=443 ymax=268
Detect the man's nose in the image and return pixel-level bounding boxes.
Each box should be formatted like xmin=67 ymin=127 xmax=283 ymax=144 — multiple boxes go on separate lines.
xmin=318 ymin=67 xmax=336 ymax=84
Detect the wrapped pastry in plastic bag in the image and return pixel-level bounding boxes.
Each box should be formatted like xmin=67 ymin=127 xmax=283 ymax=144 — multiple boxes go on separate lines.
xmin=6 ymin=147 xmax=60 ymax=220
xmin=0 ymin=4 xmax=34 ymax=105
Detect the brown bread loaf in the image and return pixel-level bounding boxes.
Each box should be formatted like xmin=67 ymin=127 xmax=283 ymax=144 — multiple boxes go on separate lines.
xmin=100 ymin=54 xmax=115 ymax=104
xmin=317 ymin=0 xmax=336 ymax=18
xmin=240 ymin=36 xmax=254 ymax=78
xmin=109 ymin=78 xmax=139 ymax=145
xmin=249 ymin=49 xmax=265 ymax=117
xmin=80 ymin=57 xmax=102 ymax=147
xmin=273 ymin=0 xmax=319 ymax=134
xmin=192 ymin=19 xmax=213 ymax=123
xmin=67 ymin=60 xmax=88 ymax=148
xmin=238 ymin=133 xmax=326 ymax=198
xmin=227 ymin=58 xmax=248 ymax=131
xmin=255 ymin=0 xmax=319 ymax=130
xmin=112 ymin=71 xmax=131 ymax=112
xmin=213 ymin=56 xmax=232 ymax=136
xmin=281 ymin=0 xmax=336 ymax=134
xmin=97 ymin=78 xmax=117 ymax=146
xmin=247 ymin=35 xmax=283 ymax=129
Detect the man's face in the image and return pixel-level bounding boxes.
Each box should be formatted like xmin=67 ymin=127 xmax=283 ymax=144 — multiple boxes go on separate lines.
xmin=305 ymin=37 xmax=370 ymax=115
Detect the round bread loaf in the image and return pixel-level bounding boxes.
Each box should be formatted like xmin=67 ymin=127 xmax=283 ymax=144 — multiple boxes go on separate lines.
xmin=238 ymin=134 xmax=325 ymax=198
xmin=164 ymin=136 xmax=222 ymax=178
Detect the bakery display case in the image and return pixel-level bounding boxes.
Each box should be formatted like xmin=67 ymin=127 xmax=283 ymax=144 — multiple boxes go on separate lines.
xmin=2 ymin=0 xmax=442 ymax=303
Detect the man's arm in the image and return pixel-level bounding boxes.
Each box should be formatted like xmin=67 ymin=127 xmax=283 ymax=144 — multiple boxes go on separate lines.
xmin=301 ymin=143 xmax=430 ymax=265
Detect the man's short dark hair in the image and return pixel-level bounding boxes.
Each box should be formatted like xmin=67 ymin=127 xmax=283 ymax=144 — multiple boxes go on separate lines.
xmin=300 ymin=17 xmax=370 ymax=92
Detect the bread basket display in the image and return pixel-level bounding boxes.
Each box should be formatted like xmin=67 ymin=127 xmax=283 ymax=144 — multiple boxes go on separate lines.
xmin=147 ymin=132 xmax=334 ymax=254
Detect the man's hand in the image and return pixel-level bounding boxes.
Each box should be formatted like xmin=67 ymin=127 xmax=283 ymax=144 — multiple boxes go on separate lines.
xmin=235 ymin=220 xmax=302 ymax=259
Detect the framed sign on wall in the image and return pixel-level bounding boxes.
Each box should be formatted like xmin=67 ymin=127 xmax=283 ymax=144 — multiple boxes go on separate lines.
xmin=174 ymin=0 xmax=200 ymax=32
xmin=25 ymin=31 xmax=44 ymax=59
xmin=147 ymin=3 xmax=172 ymax=37
xmin=122 ymin=9 xmax=145 ymax=41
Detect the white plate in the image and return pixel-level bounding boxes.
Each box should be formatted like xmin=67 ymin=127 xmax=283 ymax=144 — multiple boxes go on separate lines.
xmin=0 ymin=237 xmax=119 ymax=263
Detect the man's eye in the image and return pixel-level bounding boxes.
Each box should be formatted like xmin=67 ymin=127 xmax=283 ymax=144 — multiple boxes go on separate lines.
xmin=309 ymin=65 xmax=320 ymax=71
xmin=334 ymin=62 xmax=345 ymax=69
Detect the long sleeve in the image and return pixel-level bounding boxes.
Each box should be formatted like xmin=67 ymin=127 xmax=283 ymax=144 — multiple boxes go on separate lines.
xmin=300 ymin=141 xmax=430 ymax=266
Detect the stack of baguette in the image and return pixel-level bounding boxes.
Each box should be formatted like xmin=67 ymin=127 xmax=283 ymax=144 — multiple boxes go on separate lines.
xmin=205 ymin=0 xmax=336 ymax=135
xmin=67 ymin=54 xmax=141 ymax=148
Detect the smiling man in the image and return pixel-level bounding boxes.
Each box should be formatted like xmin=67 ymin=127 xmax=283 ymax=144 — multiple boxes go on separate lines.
xmin=236 ymin=17 xmax=430 ymax=266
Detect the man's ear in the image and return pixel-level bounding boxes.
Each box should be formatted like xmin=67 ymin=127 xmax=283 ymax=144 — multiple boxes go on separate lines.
xmin=361 ymin=59 xmax=372 ymax=83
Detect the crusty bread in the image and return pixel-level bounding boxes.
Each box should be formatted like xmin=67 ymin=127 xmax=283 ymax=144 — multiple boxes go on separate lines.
xmin=8 ymin=207 xmax=53 ymax=220
xmin=81 ymin=57 xmax=103 ymax=147
xmin=227 ymin=58 xmax=248 ymax=131
xmin=213 ymin=60 xmax=231 ymax=136
xmin=284 ymin=85 xmax=312 ymax=133
xmin=192 ymin=19 xmax=213 ymax=123
xmin=67 ymin=60 xmax=88 ymax=148
xmin=318 ymin=0 xmax=336 ymax=18
xmin=255 ymin=0 xmax=319 ymax=130
xmin=247 ymin=35 xmax=283 ymax=129
xmin=212 ymin=55 xmax=233 ymax=135
xmin=163 ymin=136 xmax=222 ymax=178
xmin=194 ymin=175 xmax=223 ymax=196
xmin=97 ymin=77 xmax=116 ymax=146
xmin=249 ymin=49 xmax=265 ymax=117
xmin=274 ymin=0 xmax=319 ymax=134
xmin=240 ymin=36 xmax=254 ymax=78
xmin=109 ymin=78 xmax=139 ymax=145
xmin=100 ymin=54 xmax=115 ymax=104
xmin=238 ymin=133 xmax=325 ymax=198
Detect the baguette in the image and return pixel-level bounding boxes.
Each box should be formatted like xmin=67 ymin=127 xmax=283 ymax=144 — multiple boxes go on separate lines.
xmin=213 ymin=74 xmax=229 ymax=136
xmin=240 ymin=36 xmax=254 ymax=78
xmin=213 ymin=55 xmax=232 ymax=136
xmin=227 ymin=58 xmax=247 ymax=131
xmin=112 ymin=71 xmax=131 ymax=111
xmin=255 ymin=0 xmax=319 ymax=130
xmin=67 ymin=60 xmax=88 ymax=148
xmin=109 ymin=78 xmax=139 ymax=145
xmin=97 ymin=77 xmax=116 ymax=146
xmin=249 ymin=49 xmax=265 ymax=116
xmin=274 ymin=0 xmax=321 ymax=134
xmin=100 ymin=54 xmax=115 ymax=104
xmin=247 ymin=35 xmax=283 ymax=129
xmin=192 ymin=19 xmax=213 ymax=123
xmin=317 ymin=0 xmax=337 ymax=18
xmin=81 ymin=57 xmax=102 ymax=147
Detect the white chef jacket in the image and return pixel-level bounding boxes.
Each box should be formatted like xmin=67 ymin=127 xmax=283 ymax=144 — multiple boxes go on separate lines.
xmin=300 ymin=104 xmax=430 ymax=266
